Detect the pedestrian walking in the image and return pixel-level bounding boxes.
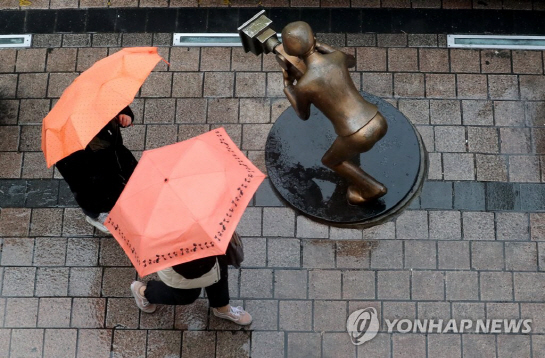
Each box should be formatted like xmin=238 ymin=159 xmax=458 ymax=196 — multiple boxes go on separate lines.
xmin=131 ymin=254 xmax=252 ymax=325
xmin=56 ymin=106 xmax=137 ymax=234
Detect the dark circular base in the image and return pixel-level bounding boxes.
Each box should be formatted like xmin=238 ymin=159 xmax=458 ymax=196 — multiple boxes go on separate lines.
xmin=265 ymin=92 xmax=427 ymax=227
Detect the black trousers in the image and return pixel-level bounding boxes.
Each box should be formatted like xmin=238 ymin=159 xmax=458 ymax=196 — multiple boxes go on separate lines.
xmin=144 ymin=261 xmax=230 ymax=308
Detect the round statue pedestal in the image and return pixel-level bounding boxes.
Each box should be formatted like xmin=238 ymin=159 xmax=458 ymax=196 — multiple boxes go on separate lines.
xmin=265 ymin=92 xmax=427 ymax=227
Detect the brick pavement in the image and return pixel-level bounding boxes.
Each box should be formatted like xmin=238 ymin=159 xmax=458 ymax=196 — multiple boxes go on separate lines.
xmin=1 ymin=10 xmax=545 ymax=358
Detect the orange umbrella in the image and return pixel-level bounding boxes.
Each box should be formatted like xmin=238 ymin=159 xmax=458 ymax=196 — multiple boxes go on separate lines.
xmin=104 ymin=128 xmax=266 ymax=277
xmin=41 ymin=47 xmax=164 ymax=168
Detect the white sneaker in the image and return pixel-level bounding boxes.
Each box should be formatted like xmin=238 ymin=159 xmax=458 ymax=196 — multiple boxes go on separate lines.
xmin=130 ymin=281 xmax=157 ymax=313
xmin=85 ymin=213 xmax=111 ymax=235
xmin=212 ymin=306 xmax=252 ymax=325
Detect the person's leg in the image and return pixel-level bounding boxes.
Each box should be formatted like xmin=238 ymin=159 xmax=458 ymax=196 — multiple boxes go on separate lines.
xmin=207 ymin=262 xmax=252 ymax=325
xmin=144 ymin=280 xmax=202 ymax=305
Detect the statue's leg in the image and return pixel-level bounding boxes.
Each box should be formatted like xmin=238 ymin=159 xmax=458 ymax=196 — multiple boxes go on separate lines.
xmin=321 ymin=113 xmax=388 ymax=204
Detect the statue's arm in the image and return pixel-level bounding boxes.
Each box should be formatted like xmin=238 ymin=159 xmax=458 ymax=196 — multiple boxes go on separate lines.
xmin=284 ymin=85 xmax=311 ymax=120
xmin=316 ymin=41 xmax=356 ymax=68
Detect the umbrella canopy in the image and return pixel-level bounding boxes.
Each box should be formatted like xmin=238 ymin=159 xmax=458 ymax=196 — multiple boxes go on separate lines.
xmin=105 ymin=128 xmax=266 ymax=277
xmin=42 ymin=47 xmax=164 ymax=168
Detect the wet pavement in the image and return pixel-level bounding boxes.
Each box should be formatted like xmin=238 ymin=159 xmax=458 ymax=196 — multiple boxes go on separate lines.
xmin=1 ymin=1 xmax=545 ymax=357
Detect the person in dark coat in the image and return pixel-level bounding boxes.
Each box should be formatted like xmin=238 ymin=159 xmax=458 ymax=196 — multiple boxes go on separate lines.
xmin=56 ymin=106 xmax=137 ymax=234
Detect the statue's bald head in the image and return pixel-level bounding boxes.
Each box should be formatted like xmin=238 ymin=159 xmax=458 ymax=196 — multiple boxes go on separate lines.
xmin=281 ymin=21 xmax=315 ymax=57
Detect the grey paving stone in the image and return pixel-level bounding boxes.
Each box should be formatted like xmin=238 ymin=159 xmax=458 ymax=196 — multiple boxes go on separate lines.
xmin=488 ymin=75 xmax=519 ymax=100
xmin=500 ymin=127 xmax=532 ymax=154
xmin=302 ymin=239 xmax=335 ymax=268
xmin=486 ymin=182 xmax=521 ymax=211
xmin=480 ymin=272 xmax=513 ymax=301
xmin=342 ymin=270 xmax=375 ymax=300
xmin=531 ymin=213 xmax=545 ymax=241
xmin=296 ymin=215 xmax=329 ymax=238
xmin=404 ymin=241 xmax=436 ymax=269
xmin=76 ymin=330 xmax=113 ymax=358
xmin=140 ymin=304 xmax=175 ymax=330
xmin=476 ymin=153 xmax=508 ymax=182
xmin=361 ymin=222 xmax=395 ymax=240
xmin=240 ymin=269 xmax=273 ymax=299
xmin=462 ymin=334 xmax=496 ymax=358
xmin=486 ymin=302 xmax=520 ymax=320
xmin=438 ymin=241 xmax=469 ymax=269
xmin=313 ymin=300 xmax=347 ymax=332
xmin=336 ymin=241 xmax=371 ymax=268
xmin=417 ymin=302 xmax=451 ymax=322
xmin=446 ymin=271 xmax=478 ymax=301
xmin=237 ymin=207 xmax=262 ymax=237
xmin=505 ymin=242 xmax=538 ymax=271
xmin=322 ymin=332 xmax=356 ymax=358
xmin=497 ymin=335 xmax=531 ymax=358
xmin=71 ymin=298 xmax=106 ymax=328
xmin=34 ymin=237 xmax=67 ymax=266
xmin=451 ymin=302 xmax=485 ymax=333
xmin=215 ymin=331 xmax=250 ymax=358
xmin=263 ymin=207 xmax=295 ymax=237
xmin=2 ymin=267 xmax=35 ymax=297
xmin=410 ymin=34 xmax=438 ymax=47
xmin=392 ymin=334 xmax=426 ymax=358
xmin=443 ymin=153 xmax=475 ymax=181
xmin=411 ymin=271 xmax=445 ymax=301
xmin=254 ymin=179 xmax=284 ymax=207
xmin=0 ymin=208 xmax=31 ymax=237
xmin=462 ymin=211 xmax=495 ymax=240
xmin=240 ymin=237 xmax=266 ymax=267
xmin=147 ymin=330 xmax=183 ymax=358
xmin=267 ymin=238 xmax=300 ymax=268
xmin=428 ymin=334 xmax=461 ymax=358
xmin=244 ymin=300 xmax=278 ymax=330
xmin=453 ymin=181 xmax=485 ymax=210
xmin=496 ymin=212 xmax=529 ymax=241
xmin=0 ymin=179 xmax=27 ymax=207
xmin=330 ymin=226 xmax=362 ymax=240
xmin=429 ymin=211 xmax=462 ymax=240
xmin=419 ymin=181 xmax=453 ymax=209
xmin=347 ymin=33 xmax=376 ymax=46
xmin=287 ymin=332 xmax=321 ymax=358
xmin=471 ymin=241 xmax=504 ymax=270
xmin=382 ymin=301 xmax=416 ymax=331
xmin=378 ymin=271 xmax=410 ymax=300
xmin=356 ymin=332 xmax=391 ymax=358
xmin=25 ymin=179 xmax=59 ymax=207
xmin=279 ymin=300 xmax=312 ymax=331
xmin=251 ymin=331 xmax=284 ymax=358
xmin=35 ymin=267 xmax=69 ymax=297
xmin=37 ymin=297 xmax=72 ymax=328
xmin=102 ymin=267 xmax=136 ymax=297
xmin=539 ymin=243 xmax=545 ymax=271
xmin=520 ymin=183 xmax=545 ymax=211
xmin=1 ymin=237 xmax=34 ymax=266
xmin=434 ymin=126 xmax=466 ymax=152
xmin=274 ymin=269 xmax=307 ymax=299
xmin=514 ymin=273 xmax=545 ymax=301
xmin=521 ymin=303 xmax=545 ymax=333
xmin=62 ymin=34 xmax=91 ymax=47
xmin=308 ymin=270 xmax=342 ymax=299
xmin=395 ymin=210 xmax=429 ymax=240
xmin=399 ymin=99 xmax=430 ymax=124
xmin=69 ymin=267 xmax=102 ymax=297
xmin=10 ymin=329 xmax=44 ymax=358
xmin=510 ymin=157 xmax=541 ymax=183
xmin=533 ymin=336 xmax=545 ymax=358
xmin=174 ymin=299 xmax=208 ymax=331
xmin=106 ymin=298 xmax=139 ymax=329
xmin=43 ymin=329 xmax=77 ymax=358
xmin=5 ymin=297 xmax=38 ymax=328
xmin=370 ymin=240 xmax=403 ymax=269
xmin=430 ymin=99 xmax=462 ymax=125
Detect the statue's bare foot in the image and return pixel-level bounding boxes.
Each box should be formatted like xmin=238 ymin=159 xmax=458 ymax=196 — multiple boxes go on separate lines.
xmin=347 ymin=184 xmax=387 ymax=205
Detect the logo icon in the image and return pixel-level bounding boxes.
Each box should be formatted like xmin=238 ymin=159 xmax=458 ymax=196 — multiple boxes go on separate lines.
xmin=346 ymin=307 xmax=380 ymax=345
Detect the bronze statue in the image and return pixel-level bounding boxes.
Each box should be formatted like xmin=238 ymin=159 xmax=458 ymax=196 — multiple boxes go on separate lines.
xmin=281 ymin=22 xmax=388 ymax=204
xmin=239 ymin=13 xmax=388 ymax=205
